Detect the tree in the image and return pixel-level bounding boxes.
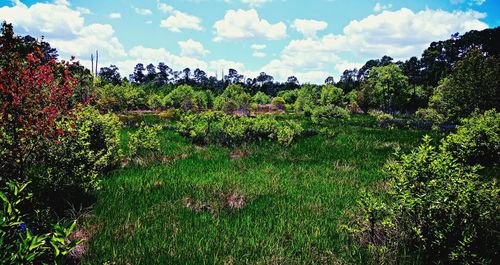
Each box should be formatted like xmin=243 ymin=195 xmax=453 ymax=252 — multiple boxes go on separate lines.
xmin=156 ymin=62 xmax=171 ymax=86
xmin=320 ymin=85 xmax=344 ymax=107
xmin=146 ymin=63 xmax=157 ymax=83
xmin=357 ymin=56 xmax=393 ymax=81
xmin=0 ymin=29 xmax=77 ymax=181
xmin=324 ymin=76 xmax=335 ymax=85
xmin=193 ymin=68 xmax=208 ymax=85
xmin=295 ymin=84 xmax=322 ymax=113
xmin=225 ymin=69 xmax=243 ymax=84
xmin=0 ymin=22 xmax=58 ymax=65
xmin=428 ymin=48 xmax=500 ymax=122
xmin=359 ymin=64 xmax=411 ymax=112
xmin=181 ymin=68 xmax=191 ymax=84
xmin=129 ymin=63 xmax=147 ymax=84
xmin=215 ymin=84 xmax=251 ymax=113
xmin=99 ymin=65 xmax=121 ymax=85
xmin=252 ymin=91 xmax=271 ymax=104
xmin=285 ymin=76 xmax=300 ymax=90
xmin=338 ymin=69 xmax=359 ymax=93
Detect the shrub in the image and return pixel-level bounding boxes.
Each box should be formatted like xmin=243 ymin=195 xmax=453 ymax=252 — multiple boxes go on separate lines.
xmin=177 ymin=112 xmax=303 ymax=146
xmin=346 ymin=135 xmax=500 ymax=264
xmin=368 ymin=110 xmax=394 ymax=123
xmin=163 ymin=85 xmax=203 ymax=112
xmin=214 ymin=84 xmax=251 ymax=113
xmin=0 ymin=180 xmax=82 ymax=264
xmin=147 ymin=94 xmax=163 ymax=110
xmin=276 ymin=121 xmax=304 ymax=146
xmin=320 ymin=85 xmax=345 ymax=107
xmin=158 ymin=109 xmax=178 ymax=120
xmin=416 ymin=107 xmax=445 ymax=126
xmin=294 ymin=84 xmax=322 ymax=113
xmin=128 ymin=124 xmax=162 ymax=159
xmin=311 ymin=106 xmax=350 ymax=124
xmin=278 ymin=89 xmax=299 ymax=104
xmin=386 ymin=136 xmax=499 ymax=263
xmin=442 ymin=110 xmax=499 ymax=167
xmin=252 ymin=91 xmax=271 ymax=105
xmin=32 ymin=106 xmax=121 ymax=193
xmin=271 ymin=97 xmax=286 ymax=110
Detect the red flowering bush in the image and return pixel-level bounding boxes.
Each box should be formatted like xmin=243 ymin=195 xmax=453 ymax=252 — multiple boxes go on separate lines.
xmin=0 ymin=24 xmax=78 ymax=182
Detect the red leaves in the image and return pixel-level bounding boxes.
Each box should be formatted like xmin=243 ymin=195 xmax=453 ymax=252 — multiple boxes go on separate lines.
xmin=0 ymin=47 xmax=79 ymax=145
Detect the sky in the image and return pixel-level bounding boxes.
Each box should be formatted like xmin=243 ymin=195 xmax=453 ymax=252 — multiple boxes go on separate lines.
xmin=0 ymin=0 xmax=499 ymax=84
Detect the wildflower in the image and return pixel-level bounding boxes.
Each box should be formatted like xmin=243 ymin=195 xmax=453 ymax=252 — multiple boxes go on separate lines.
xmin=20 ymin=223 xmax=26 ymax=233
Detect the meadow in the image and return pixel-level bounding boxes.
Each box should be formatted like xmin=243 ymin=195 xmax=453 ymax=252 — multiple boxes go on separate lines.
xmin=81 ymin=114 xmax=438 ymax=264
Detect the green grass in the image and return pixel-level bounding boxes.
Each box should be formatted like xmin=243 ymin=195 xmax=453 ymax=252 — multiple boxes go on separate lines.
xmin=81 ymin=115 xmax=438 ymax=264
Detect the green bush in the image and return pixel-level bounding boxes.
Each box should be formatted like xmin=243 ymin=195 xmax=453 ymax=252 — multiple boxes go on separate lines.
xmin=347 ymin=135 xmax=500 ymax=264
xmin=214 ymin=84 xmax=251 ymax=114
xmin=252 ymin=92 xmax=271 ymax=105
xmin=96 ymin=83 xmax=147 ymax=112
xmin=294 ymin=84 xmax=322 ymax=114
xmin=32 ymin=106 xmax=121 ymax=193
xmin=128 ymin=124 xmax=162 ymax=159
xmin=276 ymin=121 xmax=304 ymax=146
xmin=278 ymin=89 xmax=299 ymax=104
xmin=158 ymin=109 xmax=179 ymax=120
xmin=320 ymin=85 xmax=345 ymax=107
xmin=147 ymin=94 xmax=163 ymax=110
xmin=1 ymin=180 xmax=82 ymax=264
xmin=368 ymin=110 xmax=394 ymax=123
xmin=311 ymin=105 xmax=350 ymax=124
xmin=442 ymin=110 xmax=499 ymax=167
xmin=387 ymin=136 xmax=499 ymax=263
xmin=271 ymin=97 xmax=286 ymax=110
xmin=163 ymin=85 xmax=206 ymax=112
xmin=416 ymin=107 xmax=445 ymax=126
xmin=177 ymin=112 xmax=303 ymax=146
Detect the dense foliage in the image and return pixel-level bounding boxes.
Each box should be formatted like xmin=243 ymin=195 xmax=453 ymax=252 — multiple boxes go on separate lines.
xmin=346 ymin=111 xmax=500 ymax=264
xmin=0 ymin=22 xmax=119 ymax=263
xmin=128 ymin=124 xmax=163 ymax=159
xmin=177 ymin=111 xmax=303 ymax=146
xmin=425 ymin=48 xmax=500 ymax=123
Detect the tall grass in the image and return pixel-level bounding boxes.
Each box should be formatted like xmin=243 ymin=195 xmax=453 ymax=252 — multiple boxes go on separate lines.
xmin=81 ymin=115 xmax=438 ymax=264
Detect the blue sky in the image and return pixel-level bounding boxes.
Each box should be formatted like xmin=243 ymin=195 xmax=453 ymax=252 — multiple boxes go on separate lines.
xmin=0 ymin=0 xmax=499 ymax=83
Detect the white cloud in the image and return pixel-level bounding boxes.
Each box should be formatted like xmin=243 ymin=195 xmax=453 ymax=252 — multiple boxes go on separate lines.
xmin=156 ymin=2 xmax=202 ymax=32
xmin=213 ymin=9 xmax=286 ymax=41
xmin=250 ymin=44 xmax=266 ymax=57
xmin=160 ymin=11 xmax=203 ymax=32
xmin=209 ymin=59 xmax=246 ymax=73
xmin=76 ymin=7 xmax=91 ymax=15
xmin=373 ymin=2 xmax=392 ymax=12
xmin=291 ymin=19 xmax=328 ymax=38
xmin=240 ymin=0 xmax=270 ymax=7
xmin=53 ymin=0 xmax=70 ymax=6
xmin=178 ymin=39 xmax=209 ymax=57
xmin=450 ymin=0 xmax=486 ymax=6
xmin=133 ymin=6 xmax=152 ymax=16
xmin=260 ymin=8 xmax=489 ymax=83
xmin=251 ymin=44 xmax=266 ymax=50
xmin=0 ymin=1 xmax=126 ymax=61
xmin=109 ymin=13 xmax=121 ymax=19
xmin=157 ymin=1 xmax=174 ymax=13
xmin=225 ymin=0 xmax=270 ymax=7
xmin=252 ymin=51 xmax=266 ymax=57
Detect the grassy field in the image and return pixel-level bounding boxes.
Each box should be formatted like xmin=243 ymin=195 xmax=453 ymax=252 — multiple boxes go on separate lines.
xmin=81 ymin=115 xmax=438 ymax=264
